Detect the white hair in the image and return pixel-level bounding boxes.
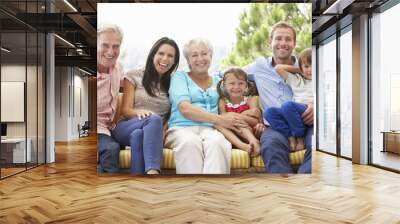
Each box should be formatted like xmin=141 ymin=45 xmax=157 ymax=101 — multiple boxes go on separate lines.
xmin=183 ymin=38 xmax=213 ymax=61
xmin=97 ymin=24 xmax=123 ymax=42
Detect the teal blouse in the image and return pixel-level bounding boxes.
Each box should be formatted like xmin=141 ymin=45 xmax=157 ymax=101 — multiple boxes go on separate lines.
xmin=168 ymin=71 xmax=220 ymax=128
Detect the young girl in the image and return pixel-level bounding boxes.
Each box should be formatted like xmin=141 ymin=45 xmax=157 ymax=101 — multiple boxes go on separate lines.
xmin=216 ymin=67 xmax=263 ymax=157
xmin=264 ymin=48 xmax=313 ymax=152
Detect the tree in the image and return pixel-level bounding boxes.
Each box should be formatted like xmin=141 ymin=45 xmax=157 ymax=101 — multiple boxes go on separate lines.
xmin=221 ymin=3 xmax=311 ymax=69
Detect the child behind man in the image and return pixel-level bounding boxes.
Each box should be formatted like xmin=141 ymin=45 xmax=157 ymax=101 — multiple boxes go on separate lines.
xmin=263 ymin=48 xmax=313 ymax=151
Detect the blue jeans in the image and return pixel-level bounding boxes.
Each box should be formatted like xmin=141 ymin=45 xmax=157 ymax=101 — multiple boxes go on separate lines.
xmin=97 ymin=134 xmax=120 ymax=173
xmin=260 ymin=125 xmax=313 ymax=173
xmin=112 ymin=115 xmax=163 ymax=174
xmin=264 ymin=101 xmax=308 ymax=138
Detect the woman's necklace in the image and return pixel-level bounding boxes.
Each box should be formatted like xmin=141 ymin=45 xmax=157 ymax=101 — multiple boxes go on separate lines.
xmin=189 ymin=72 xmax=211 ymax=90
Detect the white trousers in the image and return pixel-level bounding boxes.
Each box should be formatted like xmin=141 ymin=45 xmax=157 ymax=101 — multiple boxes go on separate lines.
xmin=165 ymin=126 xmax=231 ymax=174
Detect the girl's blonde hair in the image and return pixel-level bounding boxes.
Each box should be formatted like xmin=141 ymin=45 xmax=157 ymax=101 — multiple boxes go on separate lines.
xmin=216 ymin=67 xmax=256 ymax=100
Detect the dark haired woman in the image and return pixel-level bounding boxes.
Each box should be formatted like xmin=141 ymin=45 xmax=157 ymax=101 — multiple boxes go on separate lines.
xmin=112 ymin=37 xmax=180 ymax=175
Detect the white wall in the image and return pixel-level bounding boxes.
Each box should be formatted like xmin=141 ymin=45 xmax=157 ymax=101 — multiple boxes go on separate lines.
xmin=54 ymin=67 xmax=89 ymax=141
xmin=1 ymin=65 xmax=26 ymax=138
xmin=55 ymin=67 xmax=69 ymax=141
xmin=1 ymin=64 xmax=46 ymax=164
xmin=0 ymin=65 xmax=42 ymax=137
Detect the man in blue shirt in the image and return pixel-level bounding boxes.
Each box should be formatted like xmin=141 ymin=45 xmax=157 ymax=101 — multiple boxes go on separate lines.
xmin=244 ymin=22 xmax=313 ymax=173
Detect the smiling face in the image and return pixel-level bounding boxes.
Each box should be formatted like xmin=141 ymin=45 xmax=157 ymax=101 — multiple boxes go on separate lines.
xmin=187 ymin=43 xmax=212 ymax=74
xmin=224 ymin=73 xmax=248 ymax=99
xmin=97 ymin=31 xmax=121 ymax=72
xmin=153 ymin=43 xmax=176 ymax=75
xmin=301 ymin=62 xmax=312 ymax=80
xmin=270 ymin=27 xmax=296 ymax=62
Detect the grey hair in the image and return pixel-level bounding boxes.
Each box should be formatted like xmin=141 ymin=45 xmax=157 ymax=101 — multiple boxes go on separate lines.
xmin=97 ymin=24 xmax=124 ymax=42
xmin=183 ymin=38 xmax=213 ymax=61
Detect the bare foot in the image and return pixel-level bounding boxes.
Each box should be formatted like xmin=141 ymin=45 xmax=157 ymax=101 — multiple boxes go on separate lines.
xmin=248 ymin=142 xmax=254 ymax=155
xmin=288 ymin=137 xmax=296 ymax=152
xmin=237 ymin=143 xmax=252 ymax=154
xmin=249 ymin=141 xmax=261 ymax=157
xmin=295 ymin=137 xmax=305 ymax=151
xmin=146 ymin=169 xmax=160 ymax=175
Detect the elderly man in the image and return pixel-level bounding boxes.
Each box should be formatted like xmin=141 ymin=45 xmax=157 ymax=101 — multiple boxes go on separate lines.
xmin=244 ymin=22 xmax=313 ymax=173
xmin=97 ymin=24 xmax=124 ymax=173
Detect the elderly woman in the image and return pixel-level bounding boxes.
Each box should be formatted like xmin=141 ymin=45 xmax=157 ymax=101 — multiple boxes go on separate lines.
xmin=165 ymin=38 xmax=248 ymax=174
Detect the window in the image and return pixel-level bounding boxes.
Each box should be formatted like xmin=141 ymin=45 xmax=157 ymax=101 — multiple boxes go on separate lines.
xmin=371 ymin=2 xmax=400 ymax=171
xmin=0 ymin=1 xmax=46 ymax=179
xmin=317 ymin=36 xmax=337 ymax=154
xmin=339 ymin=28 xmax=352 ymax=158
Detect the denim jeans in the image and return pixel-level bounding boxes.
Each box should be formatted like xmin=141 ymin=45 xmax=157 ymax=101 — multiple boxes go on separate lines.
xmin=260 ymin=126 xmax=313 ymax=173
xmin=97 ymin=134 xmax=120 ymax=173
xmin=112 ymin=115 xmax=163 ymax=174
xmin=264 ymin=101 xmax=308 ymax=138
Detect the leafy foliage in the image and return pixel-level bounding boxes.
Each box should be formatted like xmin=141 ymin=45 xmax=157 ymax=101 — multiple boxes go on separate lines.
xmin=221 ymin=3 xmax=311 ymax=69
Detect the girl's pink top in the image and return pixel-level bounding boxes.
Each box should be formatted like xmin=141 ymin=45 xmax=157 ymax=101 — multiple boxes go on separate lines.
xmin=224 ymin=97 xmax=250 ymax=114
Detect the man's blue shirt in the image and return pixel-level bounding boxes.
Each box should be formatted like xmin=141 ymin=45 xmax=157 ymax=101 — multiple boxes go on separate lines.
xmin=244 ymin=56 xmax=297 ymax=112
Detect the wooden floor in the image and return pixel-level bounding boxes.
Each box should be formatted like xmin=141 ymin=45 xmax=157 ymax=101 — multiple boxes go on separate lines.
xmin=372 ymin=150 xmax=400 ymax=171
xmin=1 ymin=163 xmax=45 ymax=178
xmin=0 ymin=167 xmax=26 ymax=177
xmin=0 ymin=135 xmax=400 ymax=223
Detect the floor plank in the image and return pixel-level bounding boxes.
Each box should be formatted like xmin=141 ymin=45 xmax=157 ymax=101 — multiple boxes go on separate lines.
xmin=0 ymin=135 xmax=399 ymax=223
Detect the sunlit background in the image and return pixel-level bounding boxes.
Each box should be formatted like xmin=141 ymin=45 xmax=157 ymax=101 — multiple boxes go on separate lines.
xmin=98 ymin=3 xmax=248 ymax=73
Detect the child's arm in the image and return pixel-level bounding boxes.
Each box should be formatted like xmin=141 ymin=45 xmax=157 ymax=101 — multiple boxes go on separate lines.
xmin=218 ymin=98 xmax=247 ymax=132
xmin=246 ymin=96 xmax=262 ymax=121
xmin=238 ymin=113 xmax=259 ymax=127
xmin=239 ymin=96 xmax=262 ymax=126
xmin=275 ymin=64 xmax=301 ymax=80
xmin=221 ymin=96 xmax=258 ymax=127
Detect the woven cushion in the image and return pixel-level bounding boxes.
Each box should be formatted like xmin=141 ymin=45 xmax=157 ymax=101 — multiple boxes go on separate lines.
xmin=231 ymin=149 xmax=250 ymax=169
xmin=119 ymin=148 xmax=250 ymax=169
xmin=119 ymin=148 xmax=175 ymax=169
xmin=251 ymin=149 xmax=306 ymax=167
xmin=162 ymin=148 xmax=175 ymax=169
xmin=119 ymin=149 xmax=131 ymax=169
